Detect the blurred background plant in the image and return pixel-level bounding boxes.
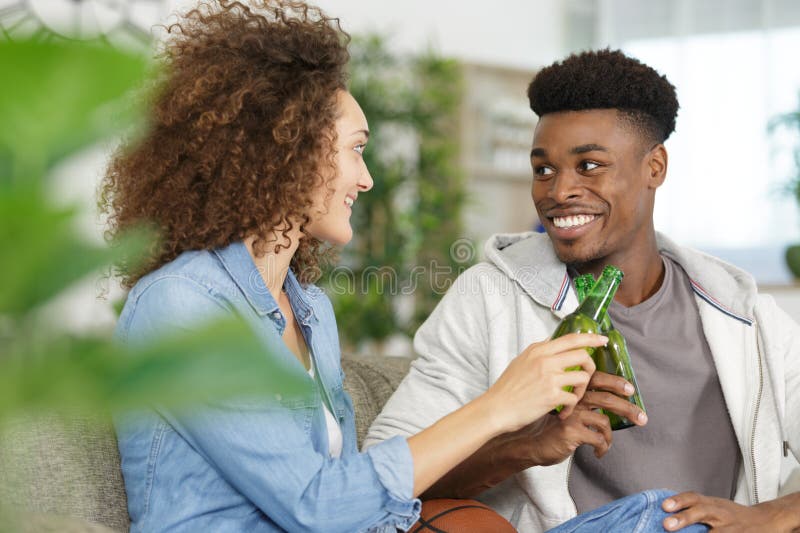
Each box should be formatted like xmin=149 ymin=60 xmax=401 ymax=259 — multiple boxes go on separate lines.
xmin=326 ymin=34 xmax=471 ymax=355
xmin=771 ymin=100 xmax=800 ymax=278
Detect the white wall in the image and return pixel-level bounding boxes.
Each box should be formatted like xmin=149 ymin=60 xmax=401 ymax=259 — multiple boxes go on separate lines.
xmin=167 ymin=0 xmax=568 ymax=70
xmin=763 ymin=287 xmax=800 ymax=323
xmin=318 ymin=0 xmax=565 ymax=69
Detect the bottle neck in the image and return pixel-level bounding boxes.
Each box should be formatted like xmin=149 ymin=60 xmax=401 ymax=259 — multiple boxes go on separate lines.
xmin=574 ymin=277 xmax=592 ymax=302
xmin=576 ymin=274 xmax=621 ymax=322
xmin=576 ymin=285 xmax=613 ymax=330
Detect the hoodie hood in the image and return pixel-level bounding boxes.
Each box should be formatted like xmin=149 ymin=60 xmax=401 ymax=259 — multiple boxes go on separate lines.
xmin=483 ymin=231 xmax=758 ymax=325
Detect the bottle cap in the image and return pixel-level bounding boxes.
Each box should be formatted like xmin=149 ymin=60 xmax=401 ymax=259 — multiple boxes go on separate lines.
xmin=602 ymin=265 xmax=624 ymax=280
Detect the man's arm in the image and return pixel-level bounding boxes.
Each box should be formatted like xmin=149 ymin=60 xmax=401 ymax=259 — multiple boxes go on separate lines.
xmin=367 ymin=263 xmax=646 ymax=499
xmin=661 ymin=491 xmax=800 ymax=532
xmin=661 ymin=295 xmax=800 ymax=532
xmin=774 ymin=295 xmax=800 ymax=483
xmin=423 ymin=371 xmax=647 ymax=499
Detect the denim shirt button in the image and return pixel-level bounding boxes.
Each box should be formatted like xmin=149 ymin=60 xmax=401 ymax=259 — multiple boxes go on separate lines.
xmin=271 ymin=311 xmax=281 ymax=320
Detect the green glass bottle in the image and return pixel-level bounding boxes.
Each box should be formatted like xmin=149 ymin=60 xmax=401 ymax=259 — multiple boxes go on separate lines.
xmin=574 ymin=274 xmax=595 ymax=304
xmin=551 ymin=266 xmax=623 ymax=412
xmin=574 ymin=273 xmax=646 ymax=430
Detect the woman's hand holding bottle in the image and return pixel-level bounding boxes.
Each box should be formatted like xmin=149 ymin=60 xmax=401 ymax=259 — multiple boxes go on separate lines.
xmin=481 ymin=333 xmax=605 ymax=434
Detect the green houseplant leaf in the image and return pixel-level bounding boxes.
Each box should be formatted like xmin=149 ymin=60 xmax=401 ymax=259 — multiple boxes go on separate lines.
xmin=0 ymin=36 xmax=305 ymax=421
xmin=0 ymin=32 xmax=309 ymax=533
xmin=0 ymin=318 xmax=308 ymax=418
xmin=0 ymin=39 xmax=149 ymax=180
xmin=0 ymin=181 xmax=153 ymax=315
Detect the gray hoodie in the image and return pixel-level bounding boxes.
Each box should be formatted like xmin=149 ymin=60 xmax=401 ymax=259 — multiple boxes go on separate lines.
xmin=365 ymin=231 xmax=800 ymax=532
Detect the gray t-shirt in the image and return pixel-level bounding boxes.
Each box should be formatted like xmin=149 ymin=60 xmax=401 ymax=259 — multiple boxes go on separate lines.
xmin=568 ymin=256 xmax=740 ymax=513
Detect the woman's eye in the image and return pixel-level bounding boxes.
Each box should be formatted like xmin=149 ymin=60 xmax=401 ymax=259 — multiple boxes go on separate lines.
xmin=353 ymin=144 xmax=366 ymax=155
xmin=580 ymin=161 xmax=600 ymax=171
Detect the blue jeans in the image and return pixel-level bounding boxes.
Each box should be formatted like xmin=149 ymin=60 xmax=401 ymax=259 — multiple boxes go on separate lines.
xmin=547 ymin=490 xmax=709 ymax=533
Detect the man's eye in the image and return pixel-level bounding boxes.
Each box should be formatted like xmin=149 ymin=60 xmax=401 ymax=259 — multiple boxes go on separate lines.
xmin=580 ymin=161 xmax=600 ymax=171
xmin=535 ymin=166 xmax=555 ymax=176
xmin=354 ymin=144 xmax=366 ymax=155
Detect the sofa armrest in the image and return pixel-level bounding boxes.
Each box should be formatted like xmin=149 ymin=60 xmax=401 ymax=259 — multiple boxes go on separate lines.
xmin=342 ymin=355 xmax=413 ymax=449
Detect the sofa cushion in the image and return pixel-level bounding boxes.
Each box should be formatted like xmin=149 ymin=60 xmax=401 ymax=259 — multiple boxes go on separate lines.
xmin=0 ymin=412 xmax=130 ymax=532
xmin=2 ymin=513 xmax=119 ymax=533
xmin=342 ymin=355 xmax=413 ymax=448
xmin=0 ymin=354 xmax=413 ymax=531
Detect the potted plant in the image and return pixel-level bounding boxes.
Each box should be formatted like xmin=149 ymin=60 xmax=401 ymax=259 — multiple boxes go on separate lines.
xmin=328 ymin=35 xmax=469 ymax=355
xmin=771 ymin=103 xmax=800 ymax=279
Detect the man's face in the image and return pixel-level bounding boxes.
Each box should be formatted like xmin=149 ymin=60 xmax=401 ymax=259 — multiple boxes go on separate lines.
xmin=531 ymin=109 xmax=661 ymax=267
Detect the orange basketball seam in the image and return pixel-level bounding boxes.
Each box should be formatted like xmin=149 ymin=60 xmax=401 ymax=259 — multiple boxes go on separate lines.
xmin=411 ymin=504 xmax=494 ymax=533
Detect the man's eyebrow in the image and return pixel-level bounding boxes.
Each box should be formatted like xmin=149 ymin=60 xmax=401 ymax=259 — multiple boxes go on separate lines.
xmin=531 ymin=144 xmax=608 ymax=158
xmin=571 ymin=143 xmax=608 ymax=154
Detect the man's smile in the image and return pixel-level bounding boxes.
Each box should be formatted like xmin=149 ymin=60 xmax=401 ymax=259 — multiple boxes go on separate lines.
xmin=552 ymin=214 xmax=597 ymax=229
xmin=544 ymin=212 xmax=602 ymax=241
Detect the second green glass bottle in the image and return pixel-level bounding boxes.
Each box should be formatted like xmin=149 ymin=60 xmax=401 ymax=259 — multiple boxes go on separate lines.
xmin=575 ymin=273 xmax=646 ymax=430
xmin=550 ymin=265 xmax=624 ymax=412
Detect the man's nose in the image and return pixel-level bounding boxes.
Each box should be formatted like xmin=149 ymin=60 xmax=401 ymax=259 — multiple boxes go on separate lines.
xmin=549 ymin=170 xmax=581 ymax=203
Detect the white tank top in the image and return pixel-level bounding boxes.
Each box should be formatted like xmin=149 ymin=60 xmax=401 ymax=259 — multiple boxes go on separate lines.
xmin=308 ymin=359 xmax=343 ymax=458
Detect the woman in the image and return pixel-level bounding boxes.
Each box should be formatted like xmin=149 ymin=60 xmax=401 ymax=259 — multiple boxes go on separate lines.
xmin=104 ymin=2 xmax=692 ymax=532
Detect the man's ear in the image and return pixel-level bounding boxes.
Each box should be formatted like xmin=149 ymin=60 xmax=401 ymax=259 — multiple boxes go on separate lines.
xmin=646 ymin=144 xmax=668 ymax=189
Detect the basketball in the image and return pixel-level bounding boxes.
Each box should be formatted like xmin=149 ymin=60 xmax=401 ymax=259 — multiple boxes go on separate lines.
xmin=409 ymin=498 xmax=517 ymax=532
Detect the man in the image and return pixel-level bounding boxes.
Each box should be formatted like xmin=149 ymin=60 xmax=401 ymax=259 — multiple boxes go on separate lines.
xmin=365 ymin=49 xmax=800 ymax=532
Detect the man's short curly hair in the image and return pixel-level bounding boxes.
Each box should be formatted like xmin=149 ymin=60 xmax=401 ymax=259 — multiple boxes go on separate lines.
xmin=101 ymin=0 xmax=349 ymax=288
xmin=527 ymin=49 xmax=679 ymax=145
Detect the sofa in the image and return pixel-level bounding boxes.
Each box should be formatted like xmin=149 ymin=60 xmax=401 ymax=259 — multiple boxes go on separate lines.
xmin=0 ymin=355 xmax=413 ymax=532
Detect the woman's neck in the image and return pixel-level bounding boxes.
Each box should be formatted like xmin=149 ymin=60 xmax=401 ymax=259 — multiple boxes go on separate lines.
xmin=244 ymin=231 xmax=301 ymax=303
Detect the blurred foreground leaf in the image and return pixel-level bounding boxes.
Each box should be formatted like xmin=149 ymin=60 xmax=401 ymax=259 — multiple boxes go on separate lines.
xmin=0 ymin=32 xmax=314 ymax=533
xmin=0 ymin=39 xmax=149 ymax=179
xmin=0 ymin=181 xmax=151 ymax=315
xmin=0 ymin=36 xmax=305 ymax=421
xmin=0 ymin=318 xmax=307 ymax=418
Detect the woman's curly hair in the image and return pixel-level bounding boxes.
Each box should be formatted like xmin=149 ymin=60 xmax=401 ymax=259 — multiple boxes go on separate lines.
xmin=101 ymin=0 xmax=350 ymax=288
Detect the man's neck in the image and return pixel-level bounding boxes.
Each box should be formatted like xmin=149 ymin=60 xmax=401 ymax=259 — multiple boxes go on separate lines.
xmin=574 ymin=238 xmax=665 ymax=308
xmin=610 ymin=251 xmax=665 ymax=308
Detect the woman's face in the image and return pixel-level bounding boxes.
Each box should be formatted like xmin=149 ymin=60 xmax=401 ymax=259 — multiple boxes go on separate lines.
xmin=305 ymin=90 xmax=373 ymax=246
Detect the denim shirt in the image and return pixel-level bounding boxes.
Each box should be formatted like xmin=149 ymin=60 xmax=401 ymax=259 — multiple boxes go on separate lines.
xmin=113 ymin=241 xmax=420 ymax=532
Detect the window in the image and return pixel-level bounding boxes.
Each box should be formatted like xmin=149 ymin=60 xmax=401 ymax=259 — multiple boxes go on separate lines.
xmin=568 ymin=0 xmax=800 ymax=283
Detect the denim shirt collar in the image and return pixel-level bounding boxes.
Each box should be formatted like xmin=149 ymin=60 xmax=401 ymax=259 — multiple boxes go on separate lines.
xmin=213 ymin=241 xmax=318 ymax=326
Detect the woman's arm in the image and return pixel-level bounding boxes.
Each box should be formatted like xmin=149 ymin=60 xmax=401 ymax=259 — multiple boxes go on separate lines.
xmin=120 ymin=277 xmax=420 ymax=532
xmin=120 ymin=276 xmax=599 ymax=531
